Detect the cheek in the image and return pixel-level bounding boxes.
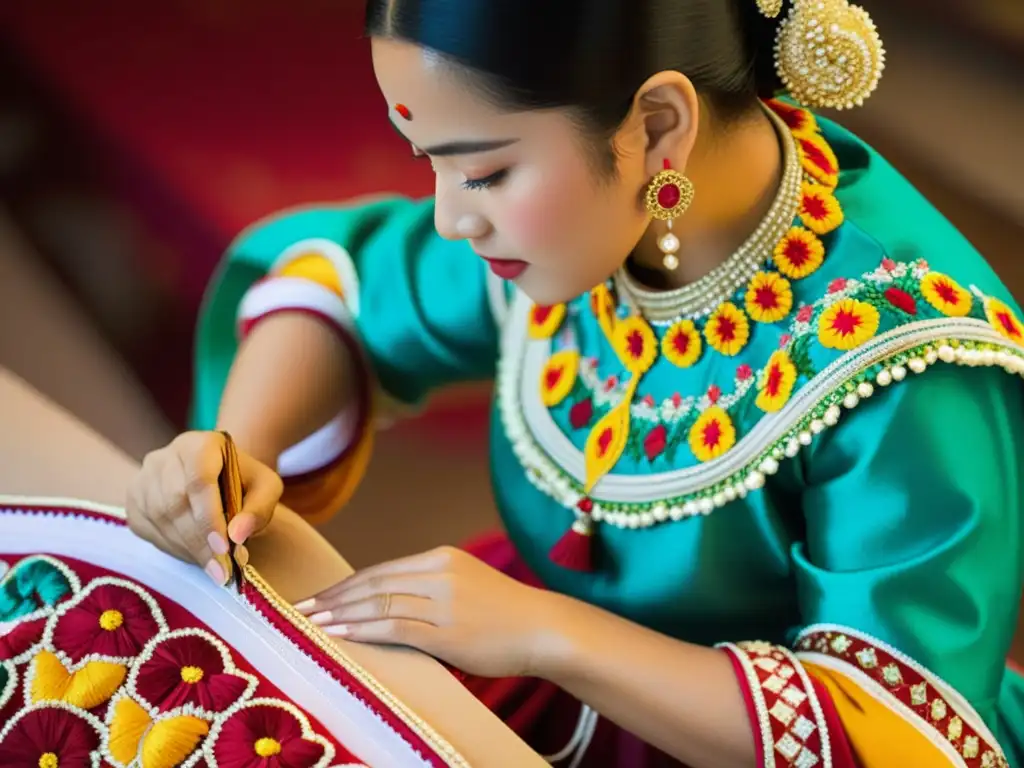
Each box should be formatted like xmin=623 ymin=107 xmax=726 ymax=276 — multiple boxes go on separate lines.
xmin=500 ymin=177 xmax=574 ymax=251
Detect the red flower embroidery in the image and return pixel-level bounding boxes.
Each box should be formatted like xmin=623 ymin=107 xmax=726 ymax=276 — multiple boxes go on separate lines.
xmin=779 ymin=334 xmax=793 ymax=348
xmin=133 ymin=631 xmax=254 ymax=715
xmin=0 ymin=618 xmax=46 ymax=663
xmin=796 ymin=305 xmax=814 ymax=323
xmin=828 ymin=278 xmax=848 ymax=294
xmin=881 ymin=257 xmax=897 ymax=272
xmin=0 ymin=704 xmax=102 ymax=766
xmin=671 ymin=393 xmax=683 ymax=407
xmin=50 ymin=581 xmax=164 ymax=663
xmin=884 ymin=287 xmax=917 ymax=315
xmin=569 ymin=398 xmax=594 ymax=430
xmin=641 ymin=395 xmax=656 ymax=407
xmin=644 ymin=425 xmax=668 ymax=461
xmin=707 ymin=385 xmax=722 ymax=404
xmin=603 ymin=376 xmax=618 ymax=392
xmin=209 ymin=702 xmax=328 ymax=768
xmin=736 ymin=364 xmax=753 ymax=381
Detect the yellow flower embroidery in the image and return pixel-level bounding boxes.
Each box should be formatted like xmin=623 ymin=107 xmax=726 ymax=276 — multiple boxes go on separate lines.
xmin=818 ymin=298 xmax=880 ymax=351
xmin=689 ymin=406 xmax=736 ymax=463
xmin=756 ymin=350 xmax=798 ymax=413
xmin=799 ymin=183 xmax=844 ymax=235
xmin=527 ymin=303 xmax=567 ymax=339
xmin=774 ymin=227 xmax=825 ymax=280
xmin=589 ymin=284 xmax=617 ymax=339
xmin=745 ymin=272 xmax=793 ymax=324
xmin=662 ymin=319 xmax=703 ymax=368
xmin=539 ymin=350 xmax=579 ymax=407
xmin=705 ymin=302 xmax=750 ymax=357
xmin=613 ymin=316 xmax=658 ymax=375
xmin=920 ymin=272 xmax=972 ymax=318
xmin=797 ymin=134 xmax=840 ymax=189
xmin=766 ymin=99 xmax=819 ymax=137
xmin=985 ymin=297 xmax=1024 ymax=344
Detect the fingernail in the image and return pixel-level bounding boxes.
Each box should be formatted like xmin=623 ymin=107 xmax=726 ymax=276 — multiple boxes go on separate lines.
xmin=234 ymin=543 xmax=250 ymax=568
xmin=294 ymin=598 xmax=315 ymax=612
xmin=309 ymin=611 xmax=334 ymax=626
xmin=205 ymin=559 xmax=226 ymax=585
xmin=228 ymin=515 xmax=256 ymax=544
xmin=324 ymin=624 xmax=350 ymax=637
xmin=207 ymin=532 xmax=229 ymax=556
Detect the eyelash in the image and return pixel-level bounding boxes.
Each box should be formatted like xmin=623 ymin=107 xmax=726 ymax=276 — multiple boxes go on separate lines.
xmin=412 ymin=150 xmax=508 ymax=191
xmin=461 ymin=169 xmax=508 ymax=191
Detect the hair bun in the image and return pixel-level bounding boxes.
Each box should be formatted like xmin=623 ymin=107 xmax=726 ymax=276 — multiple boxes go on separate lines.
xmin=773 ymin=0 xmax=885 ymax=110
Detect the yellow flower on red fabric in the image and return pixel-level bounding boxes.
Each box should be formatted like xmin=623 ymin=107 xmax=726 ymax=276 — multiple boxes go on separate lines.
xmin=920 ymin=272 xmax=973 ymax=318
xmin=756 ymin=350 xmax=798 ymax=413
xmin=662 ymin=319 xmax=703 ymax=368
xmin=985 ymin=297 xmax=1024 ymax=344
xmin=799 ymin=183 xmax=844 ymax=235
xmin=774 ymin=227 xmax=825 ymax=280
xmin=527 ymin=303 xmax=566 ymax=339
xmin=818 ymin=299 xmax=880 ymax=351
xmin=689 ymin=406 xmax=736 ymax=463
xmin=766 ymin=99 xmax=818 ymax=136
xmin=745 ymin=272 xmax=793 ymax=324
xmin=539 ymin=350 xmax=579 ymax=407
xmin=705 ymin=302 xmax=750 ymax=357
xmin=613 ymin=316 xmax=658 ymax=375
xmin=797 ymin=134 xmax=840 ymax=188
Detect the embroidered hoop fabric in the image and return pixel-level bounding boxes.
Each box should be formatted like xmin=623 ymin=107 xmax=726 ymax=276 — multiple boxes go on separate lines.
xmin=0 ymin=497 xmax=468 ymax=768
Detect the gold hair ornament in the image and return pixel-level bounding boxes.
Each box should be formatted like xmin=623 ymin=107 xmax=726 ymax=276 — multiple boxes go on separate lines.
xmin=757 ymin=0 xmax=885 ymax=111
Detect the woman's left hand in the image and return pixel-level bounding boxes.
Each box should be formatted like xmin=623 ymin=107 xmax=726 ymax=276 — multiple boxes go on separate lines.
xmin=293 ymin=546 xmax=562 ymax=679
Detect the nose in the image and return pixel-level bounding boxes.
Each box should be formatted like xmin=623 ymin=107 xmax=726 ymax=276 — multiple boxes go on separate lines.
xmin=433 ymin=180 xmax=490 ymax=242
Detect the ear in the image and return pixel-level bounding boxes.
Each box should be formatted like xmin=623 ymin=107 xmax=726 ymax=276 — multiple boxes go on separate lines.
xmin=630 ymin=71 xmax=700 ymax=178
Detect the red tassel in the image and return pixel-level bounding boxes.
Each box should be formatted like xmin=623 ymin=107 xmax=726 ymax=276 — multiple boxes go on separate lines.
xmin=549 ymin=499 xmax=595 ymax=572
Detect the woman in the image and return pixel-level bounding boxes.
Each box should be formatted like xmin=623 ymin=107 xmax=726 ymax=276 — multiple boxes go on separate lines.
xmin=126 ymin=0 xmax=1024 ymax=765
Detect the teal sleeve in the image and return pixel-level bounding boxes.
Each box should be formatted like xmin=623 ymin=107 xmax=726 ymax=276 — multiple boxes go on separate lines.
xmin=793 ymin=365 xmax=1024 ymax=716
xmin=191 ymin=197 xmax=500 ymax=428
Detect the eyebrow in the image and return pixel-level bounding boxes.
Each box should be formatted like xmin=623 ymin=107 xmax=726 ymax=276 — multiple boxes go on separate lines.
xmin=388 ymin=118 xmax=518 ymax=157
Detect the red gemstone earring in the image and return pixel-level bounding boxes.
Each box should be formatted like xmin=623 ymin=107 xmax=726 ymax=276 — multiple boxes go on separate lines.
xmin=644 ymin=160 xmax=694 ymax=271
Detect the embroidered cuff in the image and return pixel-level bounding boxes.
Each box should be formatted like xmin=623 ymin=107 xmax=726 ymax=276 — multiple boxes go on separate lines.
xmin=236 ymin=276 xmax=370 ymax=480
xmin=795 ymin=625 xmax=1009 ymax=768
xmin=718 ymin=642 xmax=832 ymax=768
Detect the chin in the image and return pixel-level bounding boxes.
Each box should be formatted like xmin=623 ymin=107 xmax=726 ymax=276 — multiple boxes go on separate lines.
xmin=515 ymin=275 xmax=590 ymax=307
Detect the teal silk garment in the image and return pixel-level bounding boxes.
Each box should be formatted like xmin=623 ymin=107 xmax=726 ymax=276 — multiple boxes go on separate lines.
xmin=193 ymin=108 xmax=1024 ymax=764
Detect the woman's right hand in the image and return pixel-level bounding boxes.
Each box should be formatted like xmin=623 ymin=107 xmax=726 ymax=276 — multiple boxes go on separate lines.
xmin=125 ymin=431 xmax=284 ymax=584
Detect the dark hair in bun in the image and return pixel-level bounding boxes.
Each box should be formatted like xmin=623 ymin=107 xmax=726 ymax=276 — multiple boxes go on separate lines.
xmin=366 ymin=0 xmax=784 ymax=152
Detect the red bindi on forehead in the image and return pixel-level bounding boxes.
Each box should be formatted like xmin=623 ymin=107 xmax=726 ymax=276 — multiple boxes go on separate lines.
xmin=394 ymin=103 xmax=413 ymax=120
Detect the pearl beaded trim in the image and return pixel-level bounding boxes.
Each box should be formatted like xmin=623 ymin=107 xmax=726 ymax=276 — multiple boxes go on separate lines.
xmin=615 ymin=105 xmax=804 ymax=325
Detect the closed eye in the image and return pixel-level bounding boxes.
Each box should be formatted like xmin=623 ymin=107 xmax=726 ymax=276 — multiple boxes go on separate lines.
xmin=462 ymin=169 xmax=508 ymax=191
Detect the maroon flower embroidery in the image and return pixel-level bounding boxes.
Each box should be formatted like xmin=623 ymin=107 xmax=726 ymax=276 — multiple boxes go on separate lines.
xmin=0 ymin=704 xmax=102 ymax=766
xmin=50 ymin=580 xmax=164 ymax=663
xmin=133 ymin=630 xmax=255 ymax=715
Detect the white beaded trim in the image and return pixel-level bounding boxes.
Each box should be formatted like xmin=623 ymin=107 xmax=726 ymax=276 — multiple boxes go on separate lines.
xmin=124 ymin=627 xmax=259 ymax=720
xmin=0 ymin=700 xmax=107 ymax=767
xmin=0 ymin=554 xmax=82 ymax=664
xmin=0 ymin=658 xmax=16 ymax=712
xmin=202 ymin=697 xmax=336 ymax=768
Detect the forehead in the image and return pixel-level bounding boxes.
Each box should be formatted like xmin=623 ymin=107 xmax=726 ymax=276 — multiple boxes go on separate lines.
xmin=372 ymin=38 xmax=499 ymax=126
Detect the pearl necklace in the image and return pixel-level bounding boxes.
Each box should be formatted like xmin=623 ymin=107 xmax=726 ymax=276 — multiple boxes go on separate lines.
xmin=614 ymin=105 xmax=803 ymax=326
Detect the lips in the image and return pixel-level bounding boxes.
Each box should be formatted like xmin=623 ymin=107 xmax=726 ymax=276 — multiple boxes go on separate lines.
xmin=482 ymin=258 xmax=529 ymax=280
